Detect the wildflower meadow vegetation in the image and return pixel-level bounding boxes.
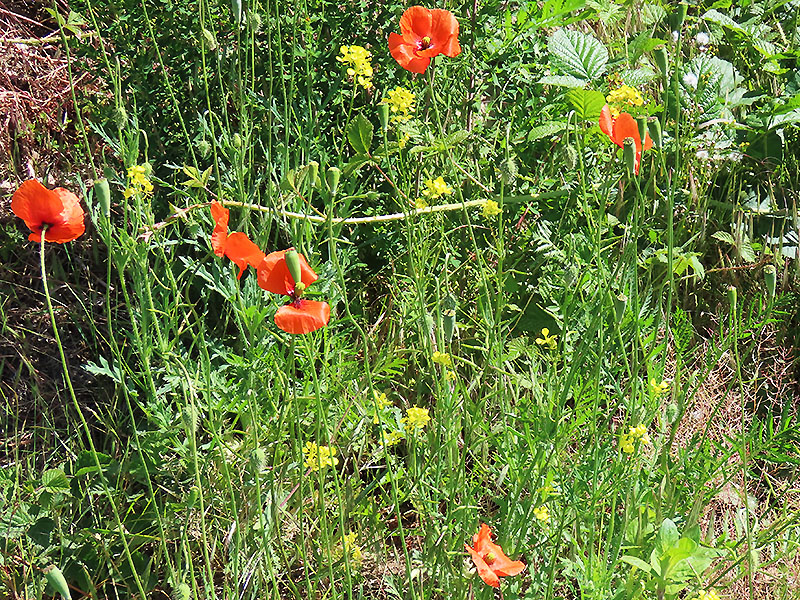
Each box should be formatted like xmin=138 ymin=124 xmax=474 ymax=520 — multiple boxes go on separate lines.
xmin=1 ymin=1 xmax=800 ymax=599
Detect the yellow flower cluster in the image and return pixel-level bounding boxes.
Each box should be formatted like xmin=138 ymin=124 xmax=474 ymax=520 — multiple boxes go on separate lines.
xmin=432 ymin=351 xmax=452 ymax=367
xmin=649 ymin=378 xmax=670 ymax=396
xmin=535 ymin=328 xmax=558 ymax=351
xmin=620 ymin=424 xmax=651 ymax=454
xmin=381 ymin=86 xmax=416 ymax=123
xmin=403 ymin=406 xmax=430 ymax=430
xmin=302 ymin=442 xmax=339 ymax=472
xmin=533 ymin=505 xmax=550 ymax=525
xmin=422 ymin=177 xmax=453 ymax=199
xmin=380 ymin=430 xmax=404 ymax=447
xmin=342 ymin=532 xmax=363 ymax=563
xmin=695 ymin=590 xmax=722 ymax=600
xmin=124 ymin=164 xmax=154 ymax=199
xmin=337 ymin=45 xmax=373 ymax=90
xmin=372 ymin=391 xmax=392 ymax=423
xmin=606 ymin=85 xmax=645 ymax=118
xmin=482 ymin=199 xmax=501 ymax=218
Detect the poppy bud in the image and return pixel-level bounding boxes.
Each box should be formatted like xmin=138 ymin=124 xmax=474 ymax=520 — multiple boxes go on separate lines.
xmin=43 ymin=565 xmax=70 ymax=599
xmin=565 ymin=145 xmax=579 ymax=170
xmin=378 ymin=103 xmax=390 ymax=132
xmin=636 ymin=116 xmax=648 ymax=144
xmin=666 ymin=402 xmax=679 ymax=423
xmin=233 ymin=133 xmax=242 ymax=148
xmin=647 ymin=119 xmax=663 ymax=149
xmin=443 ymin=294 xmax=457 ymax=342
xmin=653 ymin=45 xmax=669 ymax=75
xmin=284 ymin=249 xmax=303 ymax=288
xmin=614 ymin=293 xmax=627 ymax=324
xmin=764 ymin=264 xmax=776 ymax=299
xmin=174 ymin=582 xmax=192 ymax=600
xmin=727 ymin=285 xmax=737 ymax=314
xmin=196 ymin=139 xmax=212 ymax=158
xmin=113 ymin=106 xmax=128 ymax=129
xmin=93 ymin=177 xmax=111 ymax=218
xmin=201 ymin=27 xmax=218 ymax=51
xmin=623 ymin=138 xmax=636 ymax=175
xmin=305 ymin=160 xmax=319 ymax=189
xmin=247 ymin=11 xmax=262 ymax=32
xmin=326 ymin=166 xmax=341 ymax=196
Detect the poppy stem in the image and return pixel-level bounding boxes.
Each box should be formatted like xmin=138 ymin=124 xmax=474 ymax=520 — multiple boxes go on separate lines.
xmin=38 ymin=230 xmax=149 ymax=600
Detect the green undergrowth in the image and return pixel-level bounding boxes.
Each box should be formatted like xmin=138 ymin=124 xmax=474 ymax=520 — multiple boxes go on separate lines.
xmin=1 ymin=1 xmax=799 ymax=599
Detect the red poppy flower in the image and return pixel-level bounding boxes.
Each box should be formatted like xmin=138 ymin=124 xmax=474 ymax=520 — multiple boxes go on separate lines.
xmin=465 ymin=523 xmax=526 ymax=588
xmin=257 ymin=249 xmax=330 ymax=335
xmin=599 ymin=104 xmax=653 ymax=175
xmin=11 ymin=179 xmax=85 ymax=243
xmin=209 ymin=201 xmax=265 ymax=279
xmin=388 ymin=6 xmax=461 ymax=74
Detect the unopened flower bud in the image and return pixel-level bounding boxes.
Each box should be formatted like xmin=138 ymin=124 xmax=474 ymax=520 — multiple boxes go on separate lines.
xmin=113 ymin=106 xmax=128 ymax=129
xmin=653 ymin=46 xmax=668 ymax=75
xmin=378 ymin=103 xmax=390 ymax=131
xmin=232 ymin=133 xmax=242 ymax=148
xmin=306 ymin=160 xmax=319 ymax=188
xmin=284 ymin=249 xmax=303 ymax=288
xmin=764 ymin=264 xmax=776 ymax=299
xmin=93 ymin=177 xmax=111 ymax=218
xmin=43 ymin=565 xmax=70 ymax=600
xmin=614 ymin=293 xmax=627 ymax=324
xmin=647 ymin=119 xmax=663 ymax=149
xmin=326 ymin=166 xmax=341 ymax=196
xmin=636 ymin=116 xmax=648 ymax=144
xmin=727 ymin=285 xmax=737 ymax=313
xmin=201 ymin=27 xmax=218 ymax=51
xmin=196 ymin=139 xmax=212 ymax=158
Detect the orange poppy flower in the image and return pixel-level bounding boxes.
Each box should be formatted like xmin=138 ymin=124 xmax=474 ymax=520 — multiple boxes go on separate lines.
xmin=11 ymin=179 xmax=85 ymax=243
xmin=465 ymin=523 xmax=526 ymax=588
xmin=388 ymin=6 xmax=461 ymax=74
xmin=209 ymin=201 xmax=265 ymax=279
xmin=599 ymin=104 xmax=653 ymax=175
xmin=257 ymin=249 xmax=330 ymax=335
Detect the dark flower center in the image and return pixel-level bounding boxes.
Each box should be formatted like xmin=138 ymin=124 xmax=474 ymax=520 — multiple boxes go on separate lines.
xmin=417 ymin=36 xmax=433 ymax=50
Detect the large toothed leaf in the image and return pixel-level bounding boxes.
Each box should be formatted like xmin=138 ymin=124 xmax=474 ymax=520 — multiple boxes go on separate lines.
xmin=548 ymin=29 xmax=608 ymax=83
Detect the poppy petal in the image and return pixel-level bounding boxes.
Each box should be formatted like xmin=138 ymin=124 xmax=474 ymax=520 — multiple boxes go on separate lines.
xmin=472 ymin=523 xmax=493 ymax=552
xmin=388 ymin=33 xmax=431 ymax=73
xmin=224 ymin=232 xmax=266 ymax=279
xmin=611 ymin=112 xmax=640 ymax=151
xmin=210 ymin=201 xmax=229 ymax=257
xmin=274 ymin=300 xmax=330 ymax=334
xmin=465 ymin=544 xmax=501 ymax=588
xmin=12 ymin=180 xmax=85 ymax=244
xmin=429 ymin=9 xmax=461 ymax=57
xmin=41 ymin=188 xmax=86 ymax=243
xmin=257 ymin=249 xmax=319 ymax=295
xmin=599 ymin=104 xmax=614 ymax=138
xmin=643 ymin=131 xmax=653 ymax=151
xmin=400 ymin=5 xmax=432 ymax=40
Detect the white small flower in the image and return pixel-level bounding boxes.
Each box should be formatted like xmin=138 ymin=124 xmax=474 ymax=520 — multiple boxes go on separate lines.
xmin=672 ymin=30 xmax=680 ymax=43
xmin=696 ymin=32 xmax=710 ymax=46
xmin=682 ymin=73 xmax=699 ymax=89
xmin=696 ymin=150 xmax=710 ymax=160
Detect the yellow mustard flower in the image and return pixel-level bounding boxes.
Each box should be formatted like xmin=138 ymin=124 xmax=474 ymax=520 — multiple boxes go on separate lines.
xmin=303 ymin=442 xmax=339 ymax=472
xmin=381 ymin=86 xmax=416 ymax=123
xmin=431 ymin=351 xmax=452 ymax=367
xmin=403 ymin=406 xmax=430 ymax=430
xmin=482 ymin=199 xmax=502 ymax=218
xmin=422 ymin=176 xmax=453 ymax=199
xmin=649 ymin=378 xmax=670 ymax=396
xmin=337 ymin=45 xmax=373 ymax=90
xmin=533 ymin=505 xmax=550 ymax=525
xmin=620 ymin=424 xmax=650 ymax=454
xmin=535 ymin=328 xmax=558 ymax=351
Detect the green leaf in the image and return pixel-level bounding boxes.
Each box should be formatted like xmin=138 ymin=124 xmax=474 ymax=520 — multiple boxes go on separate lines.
xmin=528 ymin=121 xmax=567 ymax=142
xmin=620 ymin=555 xmax=653 ymax=573
xmin=548 ymin=29 xmax=608 ymax=82
xmin=343 ymin=155 xmax=374 ymax=178
xmin=347 ymin=114 xmax=373 ymax=155
xmin=566 ymin=89 xmax=606 ymax=120
xmin=42 ymin=469 xmax=70 ymax=494
xmin=712 ymin=231 xmax=735 ymax=245
xmin=656 ymin=518 xmax=680 ymax=554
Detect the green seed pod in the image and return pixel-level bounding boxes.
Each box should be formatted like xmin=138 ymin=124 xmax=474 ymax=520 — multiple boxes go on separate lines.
xmin=93 ymin=177 xmax=111 ymax=218
xmin=284 ymin=249 xmax=303 ymax=288
xmin=326 ymin=166 xmax=341 ymax=196
xmin=306 ymin=160 xmax=319 ymax=189
xmin=764 ymin=264 xmax=776 ymax=299
xmin=647 ymin=119 xmax=663 ymax=149
xmin=613 ymin=293 xmax=627 ymax=324
xmin=653 ymin=45 xmax=669 ymax=75
xmin=442 ymin=294 xmax=457 ymax=343
xmin=43 ymin=565 xmax=71 ymax=599
xmin=636 ymin=116 xmax=648 ymax=144
xmin=378 ymin=103 xmax=390 ymax=132
xmin=623 ymin=138 xmax=637 ymax=175
xmin=727 ymin=285 xmax=737 ymax=313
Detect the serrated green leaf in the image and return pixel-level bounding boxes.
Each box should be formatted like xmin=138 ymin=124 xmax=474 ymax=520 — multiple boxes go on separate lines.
xmin=712 ymin=231 xmax=735 ymax=245
xmin=566 ymin=89 xmax=606 ymax=120
xmin=347 ymin=114 xmax=373 ymax=155
xmin=42 ymin=469 xmax=70 ymax=493
xmin=343 ymin=155 xmax=373 ymax=178
xmin=548 ymin=29 xmax=608 ymax=82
